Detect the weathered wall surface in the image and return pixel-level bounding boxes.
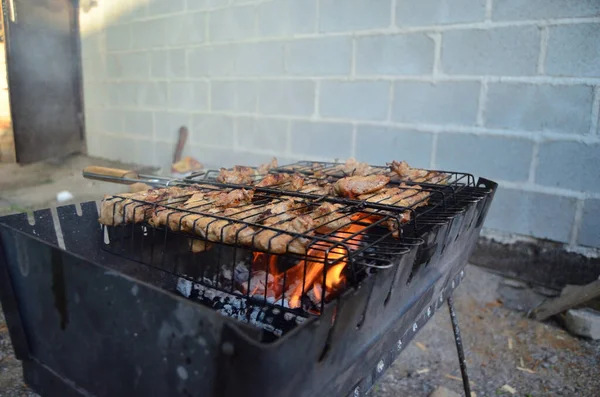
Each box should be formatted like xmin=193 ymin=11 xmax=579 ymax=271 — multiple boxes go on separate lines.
xmin=79 ymin=0 xmax=600 ymax=249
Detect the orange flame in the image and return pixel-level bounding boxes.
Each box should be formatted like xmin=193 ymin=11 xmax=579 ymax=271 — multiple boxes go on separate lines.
xmin=251 ymin=214 xmax=373 ymax=309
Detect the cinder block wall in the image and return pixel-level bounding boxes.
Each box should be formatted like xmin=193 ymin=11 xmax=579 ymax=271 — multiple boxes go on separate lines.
xmin=80 ymin=0 xmax=600 ymax=249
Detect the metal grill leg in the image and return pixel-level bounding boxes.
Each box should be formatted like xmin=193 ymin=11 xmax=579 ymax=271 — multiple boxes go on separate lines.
xmin=447 ymin=296 xmax=471 ymax=397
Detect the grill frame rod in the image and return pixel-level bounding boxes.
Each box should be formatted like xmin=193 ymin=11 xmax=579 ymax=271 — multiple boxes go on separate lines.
xmin=0 ymin=162 xmax=497 ymax=397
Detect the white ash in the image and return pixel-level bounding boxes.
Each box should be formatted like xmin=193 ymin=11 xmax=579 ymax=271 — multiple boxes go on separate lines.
xmin=176 ymin=280 xmax=303 ymax=337
xmin=307 ymin=283 xmax=323 ymax=306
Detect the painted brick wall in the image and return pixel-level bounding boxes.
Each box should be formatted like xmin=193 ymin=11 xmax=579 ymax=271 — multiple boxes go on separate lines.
xmin=80 ymin=0 xmax=600 ymax=249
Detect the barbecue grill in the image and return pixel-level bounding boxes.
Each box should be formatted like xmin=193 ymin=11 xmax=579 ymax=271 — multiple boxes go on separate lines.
xmin=0 ymin=160 xmax=497 ymax=397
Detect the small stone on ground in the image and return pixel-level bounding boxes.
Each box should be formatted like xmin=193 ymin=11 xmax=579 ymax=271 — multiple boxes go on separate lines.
xmin=565 ymin=308 xmax=600 ymax=340
xmin=429 ymin=386 xmax=461 ymax=397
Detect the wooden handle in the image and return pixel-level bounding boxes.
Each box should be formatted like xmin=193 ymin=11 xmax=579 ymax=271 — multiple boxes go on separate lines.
xmin=82 ymin=166 xmax=139 ymax=184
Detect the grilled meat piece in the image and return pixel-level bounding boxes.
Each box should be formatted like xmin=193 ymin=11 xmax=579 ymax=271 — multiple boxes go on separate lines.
xmin=310 ymin=202 xmax=352 ymax=234
xmin=358 ymin=183 xmax=431 ymax=237
xmin=255 ymin=172 xmax=306 ymax=191
xmin=98 ymin=186 xmax=196 ymax=226
xmin=206 ymin=188 xmax=254 ymax=207
xmin=325 ymin=158 xmax=386 ymax=177
xmin=257 ymin=157 xmax=278 ymax=175
xmin=333 ymin=175 xmax=390 ymax=198
xmin=216 ymin=165 xmax=256 ymax=185
xmin=357 ymin=184 xmax=430 ymax=208
xmin=255 ymin=173 xmax=292 ymax=188
xmin=299 ymin=184 xmax=333 ymax=196
xmin=389 ymin=160 xmax=448 ymax=184
xmin=252 ymin=214 xmax=315 ymax=254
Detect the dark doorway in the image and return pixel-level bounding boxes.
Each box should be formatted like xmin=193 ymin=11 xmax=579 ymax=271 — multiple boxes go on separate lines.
xmin=2 ymin=0 xmax=84 ymax=164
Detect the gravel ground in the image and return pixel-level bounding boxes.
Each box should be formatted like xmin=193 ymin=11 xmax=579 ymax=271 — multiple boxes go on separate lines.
xmin=371 ymin=266 xmax=600 ymax=397
xmin=0 ymin=155 xmax=599 ymax=396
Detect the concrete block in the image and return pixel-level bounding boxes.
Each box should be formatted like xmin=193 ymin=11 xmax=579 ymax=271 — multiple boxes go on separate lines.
xmin=258 ymin=0 xmax=316 ymax=37
xmin=436 ymin=133 xmax=534 ymax=182
xmin=84 ymin=82 xmax=109 ymax=107
xmin=166 ymin=12 xmax=206 ymax=46
xmin=106 ymin=25 xmax=131 ymax=51
xmin=319 ymin=0 xmax=391 ymax=32
xmin=392 ymin=81 xmax=480 ymax=125
xmin=536 ymin=141 xmax=600 ymax=193
xmin=150 ymin=51 xmax=168 ymax=79
xmin=396 ymin=0 xmax=486 ymax=26
xmin=168 ymin=82 xmax=209 ymax=111
xmin=187 ymin=0 xmax=211 ymax=10
xmin=286 ymin=37 xmax=351 ymax=76
xmin=131 ymin=19 xmax=168 ymax=49
xmin=485 ymin=83 xmax=594 ymax=134
xmin=124 ymin=111 xmax=154 ymax=138
xmin=211 ymin=81 xmax=237 ymax=111
xmin=237 ymin=117 xmax=289 ymax=152
xmin=188 ymin=45 xmax=236 ymax=77
xmin=116 ymin=82 xmax=167 ymax=108
xmin=191 ymin=115 xmax=235 ymax=147
xmin=290 ymin=121 xmax=353 ymax=159
xmin=169 ymin=49 xmax=186 ymax=78
xmin=565 ymin=309 xmax=600 ymax=340
xmin=258 ymin=80 xmax=315 ymax=116
xmin=234 ymin=42 xmax=285 ymax=76
xmin=484 ymin=187 xmax=577 ymax=243
xmin=209 ymin=6 xmax=256 ymax=43
xmin=108 ymin=83 xmax=132 ymax=107
xmin=578 ymin=199 xmax=600 ymax=251
xmin=442 ymin=27 xmax=540 ymax=75
xmin=81 ymin=33 xmax=103 ymax=59
xmin=320 ymin=81 xmax=389 ymax=121
xmin=154 ymin=111 xmax=191 ymax=142
xmin=356 ymin=34 xmax=434 ymax=75
xmin=493 ymin=0 xmax=600 ymax=21
xmin=107 ymin=52 xmax=151 ymax=79
xmin=83 ymin=55 xmax=106 ymax=82
xmin=578 ymin=199 xmax=600 ymax=248
xmin=211 ymin=81 xmax=258 ymax=112
xmin=99 ymin=109 xmax=125 ymax=134
xmin=546 ymin=24 xmax=600 ymax=77
xmin=355 ymin=126 xmax=432 ymax=168
xmin=131 ymin=138 xmax=156 ymax=167
xmin=146 ymin=0 xmax=185 ymax=16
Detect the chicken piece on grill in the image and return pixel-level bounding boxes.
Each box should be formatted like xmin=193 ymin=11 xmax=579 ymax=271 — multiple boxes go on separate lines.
xmin=299 ymin=183 xmax=333 ymax=196
xmin=257 ymin=157 xmax=278 ymax=175
xmin=358 ymin=184 xmax=431 ymax=237
xmin=325 ymin=158 xmax=386 ymax=177
xmin=255 ymin=172 xmax=306 ymax=191
xmin=181 ymin=209 xmax=256 ymax=246
xmin=310 ymin=202 xmax=352 ymax=234
xmin=206 ymin=188 xmax=254 ymax=208
xmin=255 ymin=173 xmax=291 ymax=188
xmin=216 ymin=165 xmax=256 ymax=185
xmin=333 ymin=175 xmax=390 ymax=198
xmin=98 ymin=186 xmax=197 ymax=226
xmin=252 ymin=214 xmax=315 ymax=254
xmin=389 ymin=160 xmax=448 ymax=184
xmin=357 ymin=184 xmax=430 ymax=208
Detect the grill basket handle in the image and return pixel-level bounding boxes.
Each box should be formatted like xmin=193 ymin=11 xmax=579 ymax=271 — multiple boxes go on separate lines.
xmin=82 ymin=166 xmax=140 ymax=184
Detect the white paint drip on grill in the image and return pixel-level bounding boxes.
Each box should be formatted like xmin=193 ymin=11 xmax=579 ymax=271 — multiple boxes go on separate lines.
xmin=50 ymin=207 xmax=66 ymax=250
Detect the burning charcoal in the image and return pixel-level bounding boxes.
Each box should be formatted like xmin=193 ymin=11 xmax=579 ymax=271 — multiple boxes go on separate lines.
xmin=245 ymin=271 xmax=276 ymax=296
xmin=274 ymin=298 xmax=291 ymax=309
xmin=176 ymin=278 xmax=193 ymax=298
xmin=235 ymin=262 xmax=250 ymax=283
xmin=307 ymin=283 xmax=323 ymax=305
